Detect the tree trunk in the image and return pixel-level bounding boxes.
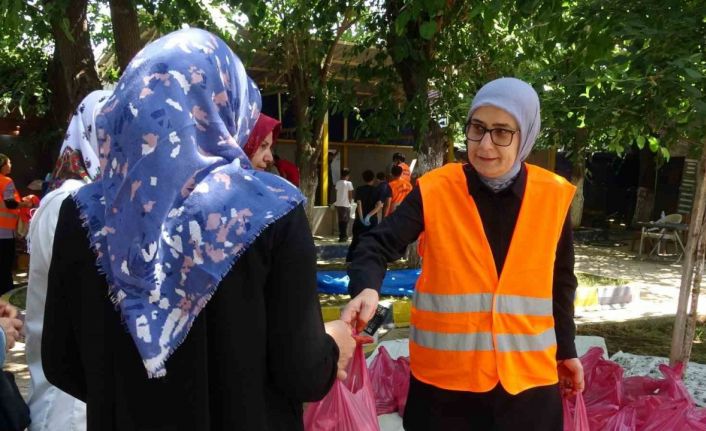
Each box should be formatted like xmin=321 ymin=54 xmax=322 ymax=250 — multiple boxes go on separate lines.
xmin=570 ymin=160 xmax=586 ymax=228
xmin=49 ymin=0 xmax=101 ymax=117
xmin=570 ymin=128 xmax=588 ymax=227
xmin=682 ymin=226 xmax=706 ymax=364
xmin=670 ymin=143 xmax=706 ymax=367
xmin=633 ymin=186 xmax=656 ymax=223
xmin=109 ymin=0 xmax=143 ymax=73
xmin=632 ymin=146 xmax=658 ymax=224
xmin=46 ymin=47 xmax=73 ymax=129
xmin=298 ymin=144 xmax=319 ymax=219
xmin=41 ymin=47 xmax=75 ymax=168
xmin=415 ymin=119 xmax=447 ymax=176
xmin=403 ymin=120 xmax=446 ymax=268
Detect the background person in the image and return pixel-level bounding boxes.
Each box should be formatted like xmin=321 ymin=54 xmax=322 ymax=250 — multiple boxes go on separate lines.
xmin=387 ymin=165 xmax=413 ymax=215
xmin=26 ymin=89 xmax=112 ymax=431
xmin=242 ymin=113 xmax=280 ymax=171
xmin=374 ymin=171 xmax=392 ymax=222
xmin=333 ymin=168 xmax=354 ymax=242
xmin=392 ymin=152 xmax=411 ymax=182
xmin=346 ymin=169 xmax=382 ymax=262
xmin=0 ymin=154 xmax=33 ymax=296
xmin=273 ymin=154 xmax=300 ymax=187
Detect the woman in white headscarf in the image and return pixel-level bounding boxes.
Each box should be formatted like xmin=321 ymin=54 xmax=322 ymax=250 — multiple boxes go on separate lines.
xmin=25 ymin=89 xmax=111 ymax=431
xmin=343 ymin=77 xmax=584 ymax=430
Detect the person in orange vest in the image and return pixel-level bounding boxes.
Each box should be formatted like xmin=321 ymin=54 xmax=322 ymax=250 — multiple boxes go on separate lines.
xmin=342 ymin=77 xmax=584 ymax=430
xmin=392 ymin=152 xmax=412 ymax=182
xmin=0 ymin=154 xmax=33 ymax=295
xmin=388 ymin=165 xmax=413 ymax=215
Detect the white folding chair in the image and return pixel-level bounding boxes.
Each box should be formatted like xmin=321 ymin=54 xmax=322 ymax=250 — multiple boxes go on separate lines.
xmin=639 ymin=213 xmax=685 ymax=261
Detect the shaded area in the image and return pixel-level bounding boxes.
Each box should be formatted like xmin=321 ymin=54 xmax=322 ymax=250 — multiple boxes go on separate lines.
xmin=578 ymin=315 xmax=706 ymax=363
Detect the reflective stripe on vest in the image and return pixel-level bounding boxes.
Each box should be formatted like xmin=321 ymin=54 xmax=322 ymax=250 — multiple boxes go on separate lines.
xmin=410 ymin=326 xmax=556 ymax=353
xmin=412 ymin=163 xmax=576 ymax=395
xmin=414 ymin=292 xmax=553 ymax=316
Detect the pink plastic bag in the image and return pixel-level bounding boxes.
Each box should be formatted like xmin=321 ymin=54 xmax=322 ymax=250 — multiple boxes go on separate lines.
xmin=368 ymin=346 xmax=411 ymax=416
xmin=563 ymin=392 xmax=590 ymax=431
xmin=368 ymin=346 xmax=397 ymax=414
xmin=393 ymin=356 xmax=410 ymax=416
xmin=604 ymin=362 xmax=706 ymax=431
xmin=637 ymin=364 xmax=706 ymax=431
xmin=603 ymin=404 xmax=638 ymax=431
xmin=580 ymin=347 xmax=623 ymax=430
xmin=304 ymin=343 xmax=380 ymax=431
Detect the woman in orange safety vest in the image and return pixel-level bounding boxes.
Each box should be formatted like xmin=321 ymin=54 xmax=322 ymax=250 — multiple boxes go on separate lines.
xmin=342 ymin=78 xmax=584 ymax=430
xmin=0 ymin=154 xmax=32 ymax=295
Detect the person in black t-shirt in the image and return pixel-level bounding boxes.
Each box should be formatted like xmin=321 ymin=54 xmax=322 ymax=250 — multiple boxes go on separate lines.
xmin=374 ymin=171 xmax=392 ymax=222
xmin=346 ymin=170 xmax=382 ymax=262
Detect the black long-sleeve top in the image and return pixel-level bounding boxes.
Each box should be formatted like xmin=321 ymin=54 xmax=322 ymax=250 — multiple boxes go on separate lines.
xmin=348 ymin=163 xmax=578 ymax=359
xmin=42 ymin=198 xmax=339 ymax=431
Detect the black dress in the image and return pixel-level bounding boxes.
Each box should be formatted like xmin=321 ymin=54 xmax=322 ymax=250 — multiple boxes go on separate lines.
xmin=42 ymin=198 xmax=339 ymax=431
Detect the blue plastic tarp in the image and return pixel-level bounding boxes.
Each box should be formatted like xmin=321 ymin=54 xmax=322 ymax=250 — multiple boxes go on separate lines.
xmin=317 ymin=269 xmax=420 ymax=297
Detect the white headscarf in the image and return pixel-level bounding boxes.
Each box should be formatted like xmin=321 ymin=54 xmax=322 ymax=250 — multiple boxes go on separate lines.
xmin=49 ymin=90 xmax=112 ymax=189
xmin=468 ymin=77 xmax=541 ymax=192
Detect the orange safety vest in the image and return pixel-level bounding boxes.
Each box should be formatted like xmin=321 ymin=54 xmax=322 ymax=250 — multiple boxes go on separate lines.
xmin=398 ymin=162 xmax=411 ymax=182
xmin=0 ymin=175 xmax=20 ymax=230
xmin=412 ymin=163 xmax=575 ymax=395
xmin=388 ymin=178 xmax=412 ymax=215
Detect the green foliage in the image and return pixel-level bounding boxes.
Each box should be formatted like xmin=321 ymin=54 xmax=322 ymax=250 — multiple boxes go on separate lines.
xmin=0 ymin=44 xmax=51 ymax=117
xmin=0 ymin=1 xmax=53 ymax=117
xmin=352 ymin=0 xmax=567 ymax=154
xmin=0 ymin=0 xmax=703 ymax=172
xmin=533 ymin=0 xmax=705 ymax=162
xmin=228 ymin=0 xmax=367 ymax=163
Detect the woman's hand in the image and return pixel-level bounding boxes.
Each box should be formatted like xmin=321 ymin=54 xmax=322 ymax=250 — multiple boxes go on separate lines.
xmin=340 ymin=288 xmax=379 ymax=332
xmin=0 ymin=317 xmax=23 ymax=351
xmin=0 ymin=300 xmax=18 ymax=318
xmin=558 ymin=358 xmax=585 ymax=397
xmin=324 ymin=320 xmax=355 ymax=380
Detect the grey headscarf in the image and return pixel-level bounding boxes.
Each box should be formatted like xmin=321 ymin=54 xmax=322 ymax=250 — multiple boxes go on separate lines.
xmin=467 ymin=77 xmax=541 ymax=192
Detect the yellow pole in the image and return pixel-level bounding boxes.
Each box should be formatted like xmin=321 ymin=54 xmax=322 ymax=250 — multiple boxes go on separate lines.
xmin=277 ymin=92 xmax=282 ymax=121
xmin=321 ymin=112 xmax=329 ymax=206
xmin=343 ymin=117 xmax=348 ymax=142
xmin=342 ymin=117 xmax=348 ymax=173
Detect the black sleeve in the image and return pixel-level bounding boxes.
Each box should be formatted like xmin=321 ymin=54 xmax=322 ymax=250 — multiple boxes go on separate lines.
xmin=265 ymin=204 xmax=339 ymax=402
xmin=3 ymin=199 xmax=18 ymax=209
xmin=42 ymin=197 xmax=87 ymax=401
xmin=553 ymin=213 xmax=578 ymax=360
xmin=347 ymin=186 xmax=425 ymax=297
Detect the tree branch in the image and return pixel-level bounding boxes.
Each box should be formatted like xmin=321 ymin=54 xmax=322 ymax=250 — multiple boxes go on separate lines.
xmin=320 ymin=5 xmax=358 ymax=85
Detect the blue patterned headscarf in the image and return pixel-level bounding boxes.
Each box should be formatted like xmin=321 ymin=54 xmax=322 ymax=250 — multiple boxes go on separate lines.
xmin=74 ymin=28 xmax=304 ymax=378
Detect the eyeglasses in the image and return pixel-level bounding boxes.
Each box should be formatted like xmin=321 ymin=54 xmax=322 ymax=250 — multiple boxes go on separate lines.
xmin=465 ymin=122 xmax=518 ymax=147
